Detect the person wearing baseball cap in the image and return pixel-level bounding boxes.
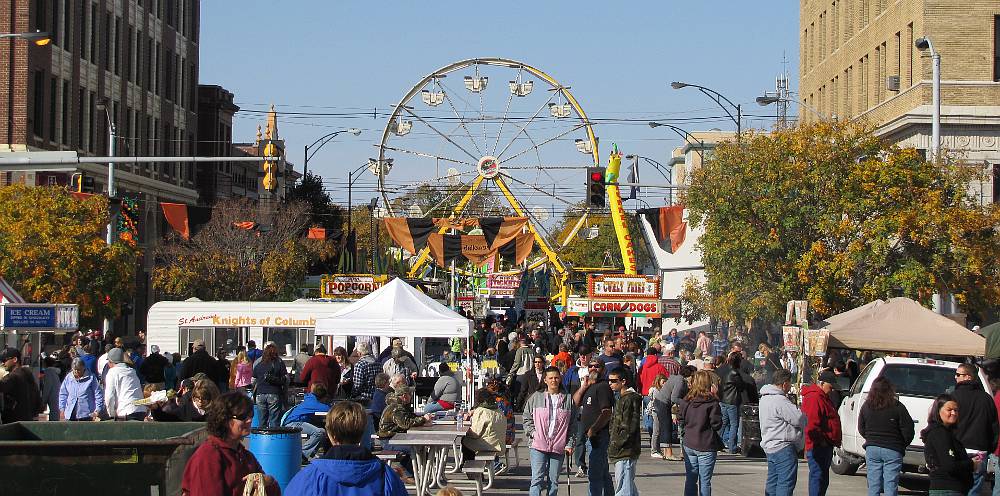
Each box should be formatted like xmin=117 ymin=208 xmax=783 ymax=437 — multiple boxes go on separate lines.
xmin=103 ymin=347 xmax=147 ymax=421
xmin=138 ymin=344 xmax=169 ymax=390
xmin=0 ymin=347 xmax=43 ymax=422
xmin=801 ymin=370 xmax=843 ymax=496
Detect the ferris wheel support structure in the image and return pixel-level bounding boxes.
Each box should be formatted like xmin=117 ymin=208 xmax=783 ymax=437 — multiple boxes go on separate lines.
xmin=381 ymin=57 xmax=638 ymax=304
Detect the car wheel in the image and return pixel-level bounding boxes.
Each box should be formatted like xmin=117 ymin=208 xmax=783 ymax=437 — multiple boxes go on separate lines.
xmin=831 ymin=447 xmax=860 ymax=476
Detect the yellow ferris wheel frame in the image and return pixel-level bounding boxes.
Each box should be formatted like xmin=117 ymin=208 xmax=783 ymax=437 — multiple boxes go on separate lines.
xmin=378 ymin=58 xmax=636 ymax=304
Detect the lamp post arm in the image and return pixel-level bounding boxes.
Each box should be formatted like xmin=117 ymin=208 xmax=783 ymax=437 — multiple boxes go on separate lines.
xmin=305 ymin=130 xmax=351 ymax=163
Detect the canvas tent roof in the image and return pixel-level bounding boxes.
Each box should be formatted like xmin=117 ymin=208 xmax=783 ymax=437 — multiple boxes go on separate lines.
xmin=314 ymin=278 xmax=471 ymax=338
xmin=821 ymin=297 xmax=984 ymax=356
xmin=977 ymin=322 xmax=1000 ymax=360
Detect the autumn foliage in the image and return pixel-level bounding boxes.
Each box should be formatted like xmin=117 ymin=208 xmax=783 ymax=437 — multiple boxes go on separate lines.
xmin=0 ymin=185 xmax=138 ymax=319
xmin=152 ymin=198 xmax=313 ymax=301
xmin=684 ymin=121 xmax=1000 ymax=323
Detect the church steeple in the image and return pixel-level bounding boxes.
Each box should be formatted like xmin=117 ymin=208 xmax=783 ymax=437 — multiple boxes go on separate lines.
xmin=265 ymin=104 xmax=279 ymax=142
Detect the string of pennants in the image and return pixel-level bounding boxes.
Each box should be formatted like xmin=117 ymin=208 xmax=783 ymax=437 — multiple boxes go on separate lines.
xmin=383 ymin=216 xmax=534 ymax=268
xmin=71 ymin=192 xmax=340 ymax=243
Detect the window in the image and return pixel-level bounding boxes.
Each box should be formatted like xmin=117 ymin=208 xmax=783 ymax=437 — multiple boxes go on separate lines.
xmin=264 ymin=328 xmax=298 ymax=357
xmin=88 ymin=91 xmax=96 ymax=152
xmin=90 ymin=4 xmax=98 ymax=64
xmin=62 ymin=0 xmax=71 ymax=51
xmin=50 ymin=0 xmax=59 ymax=46
xmin=33 ymin=0 xmax=46 ymax=33
xmin=32 ymin=71 xmax=44 ymax=138
xmin=879 ymin=364 xmax=958 ymax=399
xmin=77 ymin=88 xmax=85 ymax=150
xmin=908 ymin=23 xmax=915 ymax=87
xmin=103 ymin=12 xmax=111 ymax=71
xmin=994 ymin=16 xmax=1000 ymax=81
xmin=61 ymin=81 xmax=69 ymax=145
xmin=113 ymin=17 xmax=121 ymax=76
xmin=49 ymin=77 xmax=57 ymax=142
xmin=80 ymin=2 xmax=88 ymax=60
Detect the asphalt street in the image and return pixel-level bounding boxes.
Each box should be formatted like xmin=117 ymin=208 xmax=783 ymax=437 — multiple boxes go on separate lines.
xmin=479 ymin=447 xmax=935 ymax=495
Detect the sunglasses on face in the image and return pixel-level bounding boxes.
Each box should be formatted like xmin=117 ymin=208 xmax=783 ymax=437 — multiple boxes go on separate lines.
xmin=588 ymin=364 xmax=601 ymax=369
xmin=608 ymin=379 xmax=623 ymax=383
xmin=231 ymin=412 xmax=254 ymax=422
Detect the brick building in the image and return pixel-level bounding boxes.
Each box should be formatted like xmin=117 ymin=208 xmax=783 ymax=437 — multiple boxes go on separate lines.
xmin=799 ymin=0 xmax=999 ymax=204
xmin=0 ymin=0 xmax=201 ymax=332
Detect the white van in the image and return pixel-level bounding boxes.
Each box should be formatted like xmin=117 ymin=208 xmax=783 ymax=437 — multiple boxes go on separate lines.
xmin=832 ymin=357 xmax=990 ymax=475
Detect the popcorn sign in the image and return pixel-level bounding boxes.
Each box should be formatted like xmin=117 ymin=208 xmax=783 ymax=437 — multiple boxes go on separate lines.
xmin=320 ymin=274 xmax=389 ymax=298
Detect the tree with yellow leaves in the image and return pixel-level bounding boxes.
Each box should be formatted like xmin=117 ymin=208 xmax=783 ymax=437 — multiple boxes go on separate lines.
xmin=684 ymin=121 xmax=1000 ymax=324
xmin=0 ymin=185 xmax=138 ymax=321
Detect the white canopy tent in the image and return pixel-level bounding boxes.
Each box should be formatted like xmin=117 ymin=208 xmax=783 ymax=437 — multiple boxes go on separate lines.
xmin=314 ymin=277 xmax=472 ymax=338
xmin=315 ymin=278 xmax=474 ymax=405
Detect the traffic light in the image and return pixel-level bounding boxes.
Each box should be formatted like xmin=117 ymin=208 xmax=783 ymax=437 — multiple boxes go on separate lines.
xmin=262 ymin=142 xmax=277 ymax=191
xmin=587 ymin=166 xmax=607 ymax=208
xmin=77 ymin=175 xmax=95 ymax=193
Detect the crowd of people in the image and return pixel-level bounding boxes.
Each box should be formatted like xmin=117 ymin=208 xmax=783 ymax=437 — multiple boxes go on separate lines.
xmin=3 ymin=316 xmax=1000 ymax=496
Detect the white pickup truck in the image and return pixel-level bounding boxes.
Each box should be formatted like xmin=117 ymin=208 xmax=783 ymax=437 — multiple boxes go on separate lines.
xmin=832 ymin=357 xmax=991 ymax=475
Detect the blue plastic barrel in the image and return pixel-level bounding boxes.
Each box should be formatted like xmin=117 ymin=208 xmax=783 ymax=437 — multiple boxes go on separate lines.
xmin=248 ymin=426 xmax=302 ymax=492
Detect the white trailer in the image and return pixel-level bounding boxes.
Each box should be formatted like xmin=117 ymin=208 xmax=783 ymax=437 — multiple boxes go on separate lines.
xmin=146 ymin=299 xmax=403 ymax=364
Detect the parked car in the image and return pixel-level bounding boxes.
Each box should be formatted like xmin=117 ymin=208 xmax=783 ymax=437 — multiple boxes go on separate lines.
xmin=831 ymin=357 xmax=990 ymax=475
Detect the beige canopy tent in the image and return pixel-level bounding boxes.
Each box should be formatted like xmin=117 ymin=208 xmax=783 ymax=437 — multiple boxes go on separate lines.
xmin=820 ymin=297 xmax=985 ymax=357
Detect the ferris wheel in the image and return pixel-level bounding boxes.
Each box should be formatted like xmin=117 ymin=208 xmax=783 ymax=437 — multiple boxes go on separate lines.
xmin=375 ymin=58 xmax=634 ymax=299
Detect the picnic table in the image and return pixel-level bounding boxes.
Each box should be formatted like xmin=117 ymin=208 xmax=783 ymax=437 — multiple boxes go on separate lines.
xmin=390 ymin=426 xmax=469 ymax=496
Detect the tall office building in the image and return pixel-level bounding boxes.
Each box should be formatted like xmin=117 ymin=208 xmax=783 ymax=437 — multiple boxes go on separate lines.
xmin=0 ymin=0 xmax=201 ymax=331
xmin=799 ymin=0 xmax=999 ymax=204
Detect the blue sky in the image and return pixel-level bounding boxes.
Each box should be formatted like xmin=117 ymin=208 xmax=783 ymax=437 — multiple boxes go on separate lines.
xmin=200 ymin=1 xmax=800 ymax=209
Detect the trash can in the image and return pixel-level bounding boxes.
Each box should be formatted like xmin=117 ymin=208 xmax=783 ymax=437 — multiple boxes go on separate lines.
xmin=0 ymin=421 xmax=206 ymax=495
xmin=248 ymin=426 xmax=302 ymax=492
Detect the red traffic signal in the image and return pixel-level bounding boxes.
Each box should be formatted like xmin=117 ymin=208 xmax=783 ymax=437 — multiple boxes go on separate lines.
xmin=587 ymin=167 xmax=607 ymax=209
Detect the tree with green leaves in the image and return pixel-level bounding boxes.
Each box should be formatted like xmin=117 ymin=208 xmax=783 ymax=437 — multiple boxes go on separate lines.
xmin=0 ymin=185 xmax=139 ymax=322
xmin=553 ymin=202 xmax=651 ymax=271
xmin=288 ymin=172 xmax=346 ymax=274
xmin=152 ymin=198 xmax=313 ymax=301
xmin=684 ymin=121 xmax=1000 ymax=324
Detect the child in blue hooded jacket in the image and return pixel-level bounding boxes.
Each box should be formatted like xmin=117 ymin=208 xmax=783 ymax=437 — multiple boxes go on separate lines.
xmin=284 ymin=400 xmax=407 ymax=496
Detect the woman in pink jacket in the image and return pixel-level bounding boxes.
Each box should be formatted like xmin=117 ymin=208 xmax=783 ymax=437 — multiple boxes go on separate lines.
xmin=523 ymin=366 xmax=578 ymax=496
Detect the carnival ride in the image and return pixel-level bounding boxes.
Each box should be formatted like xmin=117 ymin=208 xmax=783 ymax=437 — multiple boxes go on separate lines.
xmin=374 ymin=58 xmax=636 ymax=304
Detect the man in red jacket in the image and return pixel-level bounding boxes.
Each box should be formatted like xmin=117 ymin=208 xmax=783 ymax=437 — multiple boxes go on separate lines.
xmin=801 ymin=370 xmax=842 ymax=496
xmin=300 ymin=344 xmax=341 ymax=395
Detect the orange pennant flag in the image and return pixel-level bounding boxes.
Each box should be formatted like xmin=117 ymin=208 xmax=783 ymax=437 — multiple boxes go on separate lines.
xmin=160 ymin=202 xmax=190 ymax=240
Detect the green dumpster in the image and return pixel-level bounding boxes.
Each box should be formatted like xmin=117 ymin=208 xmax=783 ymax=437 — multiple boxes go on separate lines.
xmin=0 ymin=421 xmax=207 ymax=496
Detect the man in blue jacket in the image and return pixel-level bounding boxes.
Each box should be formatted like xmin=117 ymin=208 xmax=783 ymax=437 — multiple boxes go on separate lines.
xmin=284 ymin=400 xmax=407 ymax=496
xmin=283 ymin=383 xmax=334 ymax=460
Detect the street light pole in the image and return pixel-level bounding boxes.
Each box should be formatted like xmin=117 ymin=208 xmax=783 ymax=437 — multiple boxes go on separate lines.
xmin=648 ymin=121 xmax=706 ymax=163
xmin=96 ymin=99 xmax=116 ymax=337
xmin=671 ymin=81 xmax=742 ymax=139
xmin=915 ymin=36 xmax=940 ymax=160
xmin=755 ymin=95 xmax=827 ymax=123
xmin=302 ymin=128 xmax=361 ymax=178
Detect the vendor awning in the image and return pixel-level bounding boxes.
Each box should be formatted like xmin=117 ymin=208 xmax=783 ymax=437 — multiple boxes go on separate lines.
xmin=821 ymin=297 xmax=984 ymax=357
xmin=0 ymin=278 xmax=25 ymax=304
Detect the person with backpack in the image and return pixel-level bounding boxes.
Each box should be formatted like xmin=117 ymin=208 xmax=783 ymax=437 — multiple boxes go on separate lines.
xmin=252 ymin=343 xmax=288 ymax=428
